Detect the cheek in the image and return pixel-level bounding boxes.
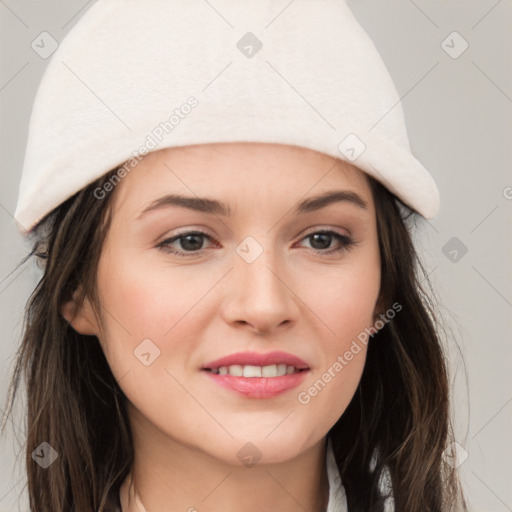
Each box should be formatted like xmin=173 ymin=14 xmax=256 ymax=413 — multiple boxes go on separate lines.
xmin=93 ymin=249 xmax=218 ymax=388
xmin=307 ymin=274 xmax=375 ymax=378
xmin=93 ymin=254 xmax=208 ymax=422
xmin=305 ymin=254 xmax=381 ymax=350
xmin=96 ymin=250 xmax=208 ymax=339
xmin=293 ymin=254 xmax=380 ymax=432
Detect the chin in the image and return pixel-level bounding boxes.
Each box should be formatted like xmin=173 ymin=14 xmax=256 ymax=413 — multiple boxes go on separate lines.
xmin=200 ymin=427 xmax=321 ymax=466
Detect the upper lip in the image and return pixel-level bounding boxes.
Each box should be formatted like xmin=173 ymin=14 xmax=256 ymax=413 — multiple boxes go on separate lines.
xmin=202 ymin=351 xmax=310 ymax=370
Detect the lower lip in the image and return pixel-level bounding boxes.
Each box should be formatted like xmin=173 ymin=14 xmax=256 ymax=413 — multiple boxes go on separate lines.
xmin=202 ymin=370 xmax=309 ymax=398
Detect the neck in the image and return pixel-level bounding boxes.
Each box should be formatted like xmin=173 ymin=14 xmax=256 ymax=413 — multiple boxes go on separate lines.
xmin=120 ymin=406 xmax=330 ymax=512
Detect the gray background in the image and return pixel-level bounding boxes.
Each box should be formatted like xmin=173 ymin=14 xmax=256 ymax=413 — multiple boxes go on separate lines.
xmin=0 ymin=1 xmax=511 ymax=510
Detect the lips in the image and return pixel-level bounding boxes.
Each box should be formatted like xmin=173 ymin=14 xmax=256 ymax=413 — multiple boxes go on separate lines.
xmin=202 ymin=350 xmax=310 ymax=370
xmin=201 ymin=350 xmax=310 ymax=399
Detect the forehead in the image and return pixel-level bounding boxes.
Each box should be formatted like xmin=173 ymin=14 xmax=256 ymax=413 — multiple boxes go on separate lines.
xmin=110 ymin=142 xmax=374 ymax=214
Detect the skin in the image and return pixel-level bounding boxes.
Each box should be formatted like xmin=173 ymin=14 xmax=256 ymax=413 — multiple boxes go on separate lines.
xmin=62 ymin=142 xmax=381 ymax=512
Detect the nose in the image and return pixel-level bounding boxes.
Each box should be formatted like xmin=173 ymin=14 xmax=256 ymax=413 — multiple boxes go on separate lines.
xmin=220 ymin=244 xmax=300 ymax=335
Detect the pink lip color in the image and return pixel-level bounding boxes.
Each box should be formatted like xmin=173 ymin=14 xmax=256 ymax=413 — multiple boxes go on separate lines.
xmin=201 ymin=350 xmax=310 ymax=399
xmin=202 ymin=350 xmax=310 ymax=370
xmin=203 ymin=371 xmax=309 ymax=398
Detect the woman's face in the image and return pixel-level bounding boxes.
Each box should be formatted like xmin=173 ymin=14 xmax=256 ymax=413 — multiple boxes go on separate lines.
xmin=69 ymin=142 xmax=381 ymax=464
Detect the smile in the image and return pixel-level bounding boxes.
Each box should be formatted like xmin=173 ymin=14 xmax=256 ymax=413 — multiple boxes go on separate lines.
xmin=200 ymin=350 xmax=311 ymax=398
xmin=205 ymin=364 xmax=304 ymax=377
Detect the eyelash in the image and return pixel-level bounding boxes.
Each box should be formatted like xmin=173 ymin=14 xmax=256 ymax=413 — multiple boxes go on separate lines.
xmin=156 ymin=229 xmax=357 ymax=258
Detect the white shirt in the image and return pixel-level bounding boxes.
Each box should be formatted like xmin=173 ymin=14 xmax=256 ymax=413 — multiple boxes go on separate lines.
xmin=325 ymin=436 xmax=348 ymax=512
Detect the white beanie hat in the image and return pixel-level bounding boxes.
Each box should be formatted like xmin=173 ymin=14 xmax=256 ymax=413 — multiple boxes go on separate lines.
xmin=14 ymin=0 xmax=440 ymax=234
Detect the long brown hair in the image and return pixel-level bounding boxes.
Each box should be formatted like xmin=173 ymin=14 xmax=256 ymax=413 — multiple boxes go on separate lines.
xmin=2 ymin=167 xmax=468 ymax=511
xmin=330 ymin=177 xmax=468 ymax=511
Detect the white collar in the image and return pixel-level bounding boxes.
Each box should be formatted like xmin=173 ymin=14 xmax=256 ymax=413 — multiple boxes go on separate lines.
xmin=325 ymin=436 xmax=348 ymax=512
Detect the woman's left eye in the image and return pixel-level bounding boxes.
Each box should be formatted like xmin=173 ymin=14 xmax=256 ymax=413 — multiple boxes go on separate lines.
xmin=157 ymin=229 xmax=356 ymax=257
xmin=298 ymin=230 xmax=356 ymax=254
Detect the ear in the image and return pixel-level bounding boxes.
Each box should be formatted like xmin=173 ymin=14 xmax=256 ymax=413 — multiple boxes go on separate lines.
xmin=61 ymin=286 xmax=99 ymax=336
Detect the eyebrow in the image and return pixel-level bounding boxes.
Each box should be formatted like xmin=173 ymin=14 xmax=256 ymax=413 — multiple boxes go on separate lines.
xmin=138 ymin=189 xmax=367 ymax=219
xmin=296 ymin=190 xmax=367 ymax=213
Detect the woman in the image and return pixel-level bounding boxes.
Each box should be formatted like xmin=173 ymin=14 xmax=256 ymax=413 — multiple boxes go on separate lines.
xmin=3 ymin=0 xmax=468 ymax=510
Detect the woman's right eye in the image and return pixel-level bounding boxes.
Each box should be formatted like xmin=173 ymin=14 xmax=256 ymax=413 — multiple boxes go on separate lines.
xmin=157 ymin=231 xmax=215 ymax=257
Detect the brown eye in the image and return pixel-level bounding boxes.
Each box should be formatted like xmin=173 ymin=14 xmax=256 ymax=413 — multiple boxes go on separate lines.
xmin=308 ymin=232 xmax=334 ymax=250
xmin=157 ymin=231 xmax=215 ymax=256
xmin=299 ymin=230 xmax=356 ymax=255
xmin=176 ymin=233 xmax=206 ymax=252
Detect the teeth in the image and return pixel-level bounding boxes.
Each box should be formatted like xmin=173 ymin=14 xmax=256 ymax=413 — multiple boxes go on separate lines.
xmin=243 ymin=365 xmax=262 ymax=377
xmin=210 ymin=364 xmax=300 ymax=377
xmin=277 ymin=364 xmax=287 ymax=376
xmin=228 ymin=365 xmax=243 ymax=377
